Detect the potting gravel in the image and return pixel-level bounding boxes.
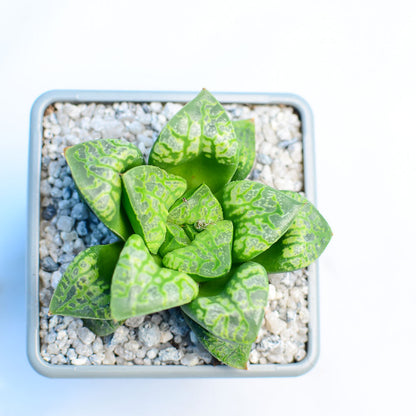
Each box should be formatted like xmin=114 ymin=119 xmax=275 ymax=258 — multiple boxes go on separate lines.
xmin=38 ymin=100 xmax=308 ymax=367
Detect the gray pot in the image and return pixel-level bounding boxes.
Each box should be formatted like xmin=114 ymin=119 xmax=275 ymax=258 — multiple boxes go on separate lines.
xmin=27 ymin=90 xmax=319 ymax=377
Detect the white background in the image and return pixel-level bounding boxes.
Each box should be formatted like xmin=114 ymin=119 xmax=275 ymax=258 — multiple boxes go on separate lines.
xmin=1 ymin=0 xmax=415 ymax=414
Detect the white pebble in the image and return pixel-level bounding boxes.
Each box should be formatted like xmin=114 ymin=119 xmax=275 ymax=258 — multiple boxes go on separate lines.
xmin=77 ymin=327 xmax=95 ymax=345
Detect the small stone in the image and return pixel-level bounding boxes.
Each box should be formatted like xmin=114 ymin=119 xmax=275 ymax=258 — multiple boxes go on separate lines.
xmin=103 ymin=350 xmax=116 ymax=365
xmin=57 ymin=216 xmax=75 ymax=232
xmin=77 ymin=327 xmax=95 ymax=345
xmin=180 ymin=353 xmax=200 ymax=366
xmin=158 ymin=347 xmax=182 ymax=363
xmin=160 ymin=330 xmax=173 ymax=344
xmin=73 ymin=339 xmax=93 ymax=356
xmin=42 ymin=204 xmax=57 ymax=220
xmin=249 ymin=349 xmax=260 ymax=364
xmin=125 ymin=316 xmax=145 ymax=328
xmin=76 ymin=221 xmax=88 ymax=236
xmin=265 ymin=311 xmax=286 ymax=335
xmin=111 ymin=326 xmax=129 ymax=345
xmin=92 ymin=337 xmax=104 ymax=354
xmin=257 ymin=153 xmax=272 ymax=165
xmin=72 ymin=356 xmax=90 ymax=366
xmin=71 ymin=202 xmax=89 ymax=220
xmin=138 ymin=322 xmax=161 ymax=347
xmin=51 ymin=271 xmax=62 ymax=289
xmin=146 ymin=348 xmax=158 ymax=359
xmin=62 ymin=186 xmax=72 ymax=200
xmin=40 ymin=256 xmax=59 ymax=272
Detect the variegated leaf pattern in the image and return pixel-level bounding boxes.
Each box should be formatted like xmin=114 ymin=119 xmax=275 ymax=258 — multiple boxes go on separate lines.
xmin=121 ymin=166 xmax=187 ymax=254
xmin=148 ymin=89 xmax=239 ymax=192
xmin=231 ymin=119 xmax=256 ymax=181
xmin=181 ymin=262 xmax=268 ymax=344
xmin=216 ymin=180 xmax=304 ymax=262
xmin=110 ymin=234 xmax=199 ymax=321
xmin=183 ymin=314 xmax=251 ymax=369
xmin=253 ymin=190 xmax=333 ymax=272
xmin=158 ymin=222 xmax=191 ymax=257
xmin=168 ymin=183 xmax=223 ymax=228
xmin=49 ymin=243 xmax=123 ymax=319
xmin=162 ymin=220 xmax=233 ymax=280
xmin=64 ymin=138 xmax=143 ymax=241
xmin=83 ymin=318 xmax=120 ymax=336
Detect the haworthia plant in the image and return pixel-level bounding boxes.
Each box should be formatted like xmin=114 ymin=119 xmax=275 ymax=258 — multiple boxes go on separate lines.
xmin=110 ymin=234 xmax=199 ymax=321
xmin=148 ymin=89 xmax=239 ymax=192
xmin=158 ymin=222 xmax=191 ymax=257
xmin=183 ymin=314 xmax=251 ymax=370
xmin=64 ymin=138 xmax=143 ymax=241
xmin=121 ymin=165 xmax=187 ymax=254
xmin=168 ymin=184 xmax=223 ymax=228
xmin=47 ymin=90 xmax=332 ymax=369
xmin=231 ymin=119 xmax=256 ymax=181
xmin=253 ymin=191 xmax=332 ymax=272
xmin=216 ymin=180 xmax=304 ymax=262
xmin=49 ymin=243 xmax=123 ymax=319
xmin=181 ymin=262 xmax=269 ymax=344
xmin=162 ymin=220 xmax=233 ymax=280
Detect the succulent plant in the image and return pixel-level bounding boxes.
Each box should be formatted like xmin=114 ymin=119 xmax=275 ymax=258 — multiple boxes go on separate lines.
xmin=48 ymin=90 xmax=332 ymax=369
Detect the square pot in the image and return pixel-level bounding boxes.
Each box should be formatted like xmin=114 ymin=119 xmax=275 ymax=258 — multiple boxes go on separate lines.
xmin=27 ymin=90 xmax=319 ymax=377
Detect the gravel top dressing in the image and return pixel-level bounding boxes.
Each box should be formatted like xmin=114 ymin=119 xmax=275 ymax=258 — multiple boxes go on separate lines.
xmin=38 ymin=100 xmax=309 ymax=367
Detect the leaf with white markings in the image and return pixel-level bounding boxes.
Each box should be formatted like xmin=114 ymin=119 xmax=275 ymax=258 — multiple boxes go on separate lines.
xmin=65 ymin=139 xmax=143 ymax=241
xmin=183 ymin=314 xmax=251 ymax=369
xmin=110 ymin=234 xmax=199 ymax=321
xmin=216 ymin=180 xmax=304 ymax=262
xmin=181 ymin=262 xmax=268 ymax=344
xmin=149 ymin=89 xmax=239 ymax=192
xmin=253 ymin=191 xmax=332 ymax=272
xmin=83 ymin=318 xmax=120 ymax=336
xmin=162 ymin=220 xmax=233 ymax=280
xmin=49 ymin=243 xmax=123 ymax=319
xmin=158 ymin=222 xmax=191 ymax=257
xmin=231 ymin=119 xmax=256 ymax=181
xmin=121 ymin=166 xmax=187 ymax=254
xmin=168 ymin=183 xmax=223 ymax=227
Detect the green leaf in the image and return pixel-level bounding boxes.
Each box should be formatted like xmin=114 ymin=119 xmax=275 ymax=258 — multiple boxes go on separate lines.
xmin=110 ymin=234 xmax=199 ymax=321
xmin=183 ymin=314 xmax=251 ymax=370
xmin=181 ymin=262 xmax=268 ymax=344
xmin=162 ymin=220 xmax=233 ymax=280
xmin=168 ymin=183 xmax=223 ymax=227
xmin=252 ymin=191 xmax=332 ymax=272
xmin=216 ymin=180 xmax=304 ymax=262
xmin=183 ymin=224 xmax=199 ymax=241
xmin=49 ymin=243 xmax=123 ymax=319
xmin=64 ymin=139 xmax=143 ymax=241
xmin=231 ymin=119 xmax=256 ymax=181
xmin=158 ymin=222 xmax=191 ymax=257
xmin=82 ymin=318 xmax=120 ymax=336
xmin=121 ymin=165 xmax=187 ymax=254
xmin=148 ymin=89 xmax=239 ymax=192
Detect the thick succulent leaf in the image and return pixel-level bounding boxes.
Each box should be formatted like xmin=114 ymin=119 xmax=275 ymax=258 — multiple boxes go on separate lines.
xmin=110 ymin=234 xmax=199 ymax=321
xmin=168 ymin=184 xmax=223 ymax=227
xmin=183 ymin=314 xmax=251 ymax=370
xmin=253 ymin=191 xmax=332 ymax=272
xmin=183 ymin=224 xmax=199 ymax=241
xmin=158 ymin=222 xmax=191 ymax=257
xmin=64 ymin=139 xmax=143 ymax=240
xmin=148 ymin=89 xmax=239 ymax=192
xmin=49 ymin=243 xmax=123 ymax=319
xmin=83 ymin=318 xmax=120 ymax=336
xmin=162 ymin=220 xmax=233 ymax=280
xmin=181 ymin=262 xmax=268 ymax=344
xmin=231 ymin=119 xmax=256 ymax=181
xmin=121 ymin=166 xmax=187 ymax=254
xmin=216 ymin=180 xmax=304 ymax=262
